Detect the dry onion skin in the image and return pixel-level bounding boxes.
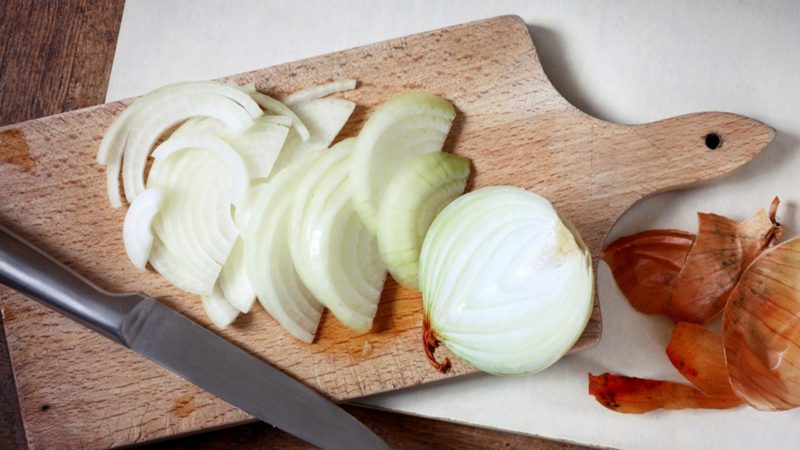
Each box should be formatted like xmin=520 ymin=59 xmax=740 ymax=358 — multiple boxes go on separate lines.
xmin=602 ymin=198 xmax=781 ymax=324
xmin=666 ymin=322 xmax=741 ymax=400
xmin=588 ymin=373 xmax=742 ymax=414
xmin=723 ymin=235 xmax=800 ymax=411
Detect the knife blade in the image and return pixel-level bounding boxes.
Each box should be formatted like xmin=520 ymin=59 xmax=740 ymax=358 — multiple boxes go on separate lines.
xmin=0 ymin=225 xmax=389 ymax=450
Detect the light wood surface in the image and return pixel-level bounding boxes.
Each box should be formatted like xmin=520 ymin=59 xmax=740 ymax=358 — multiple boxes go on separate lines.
xmin=0 ymin=15 xmax=772 ymax=449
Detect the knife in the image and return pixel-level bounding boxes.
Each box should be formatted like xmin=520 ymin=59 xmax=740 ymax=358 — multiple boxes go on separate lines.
xmin=0 ymin=225 xmax=389 ymax=450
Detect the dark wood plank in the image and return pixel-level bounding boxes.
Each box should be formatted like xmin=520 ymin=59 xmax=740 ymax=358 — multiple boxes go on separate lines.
xmin=0 ymin=2 xmax=591 ymax=449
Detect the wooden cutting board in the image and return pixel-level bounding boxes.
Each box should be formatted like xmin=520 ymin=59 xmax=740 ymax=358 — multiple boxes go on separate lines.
xmin=0 ymin=15 xmax=773 ymax=449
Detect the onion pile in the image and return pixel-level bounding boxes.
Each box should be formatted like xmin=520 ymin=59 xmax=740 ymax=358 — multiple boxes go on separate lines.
xmin=592 ymin=198 xmax=800 ymax=413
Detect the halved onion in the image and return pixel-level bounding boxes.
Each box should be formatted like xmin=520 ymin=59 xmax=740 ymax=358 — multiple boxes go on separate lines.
xmin=350 ymin=93 xmax=456 ymax=233
xmin=723 ymin=235 xmax=800 ymax=411
xmin=151 ymin=133 xmax=249 ymax=206
xmin=122 ymin=187 xmax=165 ymax=270
xmin=99 ymin=81 xmax=262 ymax=207
xmin=419 ymin=187 xmax=593 ymax=375
xmin=243 ymin=153 xmax=325 ymax=342
xmin=289 ymin=139 xmax=387 ymax=332
xmin=377 ymin=151 xmax=470 ymax=290
xmin=283 ymin=79 xmax=357 ymax=106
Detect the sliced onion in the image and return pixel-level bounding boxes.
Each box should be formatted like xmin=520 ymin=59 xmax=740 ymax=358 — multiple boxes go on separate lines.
xmin=218 ymin=238 xmax=256 ymax=313
xmin=99 ymin=81 xmax=262 ymax=207
xmin=146 ymin=149 xmax=237 ymax=295
xmin=243 ymin=153 xmax=325 ymax=342
xmin=122 ymin=187 xmax=165 ymax=271
xmin=151 ymin=133 xmax=249 ymax=206
xmin=270 ymin=98 xmax=356 ymax=175
xmin=723 ymin=235 xmax=800 ymax=411
xmin=283 ymin=79 xmax=357 ymax=106
xmin=249 ymin=91 xmax=310 ymax=142
xmin=289 ymin=139 xmax=387 ymax=332
xmin=377 ymin=151 xmax=470 ymax=290
xmin=350 ymin=93 xmax=456 ymax=233
xmin=418 ymin=187 xmax=593 ymax=375
xmin=201 ymin=284 xmax=240 ymax=329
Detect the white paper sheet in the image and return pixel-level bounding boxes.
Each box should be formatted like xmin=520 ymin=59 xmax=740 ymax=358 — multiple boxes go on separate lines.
xmin=109 ymin=1 xmax=800 ymax=448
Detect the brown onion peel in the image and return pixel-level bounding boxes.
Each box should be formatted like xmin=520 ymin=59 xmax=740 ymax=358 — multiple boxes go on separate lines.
xmin=723 ymin=234 xmax=800 ymax=411
xmin=588 ymin=373 xmax=742 ymax=413
xmin=666 ymin=322 xmax=741 ymax=401
xmin=422 ymin=317 xmax=451 ymax=374
xmin=602 ymin=198 xmax=781 ymax=324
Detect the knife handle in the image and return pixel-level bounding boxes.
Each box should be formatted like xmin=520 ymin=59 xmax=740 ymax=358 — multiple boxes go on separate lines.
xmin=0 ymin=225 xmax=140 ymax=345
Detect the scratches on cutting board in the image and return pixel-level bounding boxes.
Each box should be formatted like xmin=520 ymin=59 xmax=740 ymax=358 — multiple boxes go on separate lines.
xmin=0 ymin=128 xmax=35 ymax=171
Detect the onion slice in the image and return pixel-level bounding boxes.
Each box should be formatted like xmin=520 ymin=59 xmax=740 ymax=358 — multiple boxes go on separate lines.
xmin=243 ymin=153 xmax=325 ymax=342
xmin=201 ymin=285 xmax=240 ymax=329
xmin=283 ymin=79 xmax=357 ymax=106
xmin=377 ymin=151 xmax=470 ymax=289
xmin=151 ymin=133 xmax=249 ymax=206
xmin=289 ymin=139 xmax=387 ymax=332
xmin=351 ymin=93 xmax=456 ymax=234
xmin=122 ymin=187 xmax=165 ymax=270
xmin=723 ymin=235 xmax=800 ymax=411
xmin=218 ymin=238 xmax=256 ymax=313
xmin=588 ymin=373 xmax=742 ymax=413
xmin=99 ymin=81 xmax=262 ymax=207
xmin=249 ymin=91 xmax=310 ymax=142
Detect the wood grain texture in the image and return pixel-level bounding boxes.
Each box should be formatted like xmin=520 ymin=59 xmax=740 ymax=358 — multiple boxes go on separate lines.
xmin=0 ymin=15 xmax=773 ymax=449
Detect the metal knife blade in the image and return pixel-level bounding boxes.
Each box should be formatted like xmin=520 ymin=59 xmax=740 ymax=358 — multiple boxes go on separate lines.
xmin=0 ymin=225 xmax=389 ymax=449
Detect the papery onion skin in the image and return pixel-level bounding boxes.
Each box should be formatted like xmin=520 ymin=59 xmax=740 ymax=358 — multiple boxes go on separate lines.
xmin=666 ymin=322 xmax=742 ymax=401
xmin=601 ymin=230 xmax=695 ymax=316
xmin=419 ymin=187 xmax=593 ymax=376
xmin=723 ymin=235 xmax=800 ymax=411
xmin=589 ymin=373 xmax=742 ymax=413
xmin=603 ymin=198 xmax=781 ymax=325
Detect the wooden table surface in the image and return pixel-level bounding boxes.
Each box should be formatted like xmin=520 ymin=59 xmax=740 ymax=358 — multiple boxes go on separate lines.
xmin=0 ymin=1 xmax=591 ymax=449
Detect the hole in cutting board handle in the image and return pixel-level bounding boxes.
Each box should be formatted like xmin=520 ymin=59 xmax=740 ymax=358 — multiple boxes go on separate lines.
xmin=705 ymin=132 xmax=723 ymax=150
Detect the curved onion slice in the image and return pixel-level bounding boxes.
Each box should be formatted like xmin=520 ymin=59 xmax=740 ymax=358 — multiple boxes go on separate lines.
xmin=588 ymin=373 xmax=742 ymax=413
xmin=270 ymin=98 xmax=356 ymax=175
xmin=666 ymin=322 xmax=741 ymax=400
xmin=174 ymin=115 xmax=291 ymax=179
xmin=290 ymin=139 xmax=387 ymax=332
xmin=99 ymin=81 xmax=262 ymax=207
xmin=723 ymin=235 xmax=800 ymax=411
xmin=243 ymin=153 xmax=325 ymax=342
xmin=249 ymin=91 xmax=310 ymax=142
xmin=419 ymin=187 xmax=593 ymax=375
xmin=283 ymin=79 xmax=357 ymax=106
xmin=351 ymin=93 xmax=456 ymax=234
xmin=377 ymin=151 xmax=470 ymax=289
xmin=218 ymin=238 xmax=256 ymax=313
xmin=201 ymin=285 xmax=240 ymax=329
xmin=603 ymin=199 xmax=781 ymax=324
xmin=146 ymin=149 xmax=237 ymax=295
xmin=123 ymin=187 xmax=165 ymax=270
xmin=151 ymin=133 xmax=249 ymax=206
